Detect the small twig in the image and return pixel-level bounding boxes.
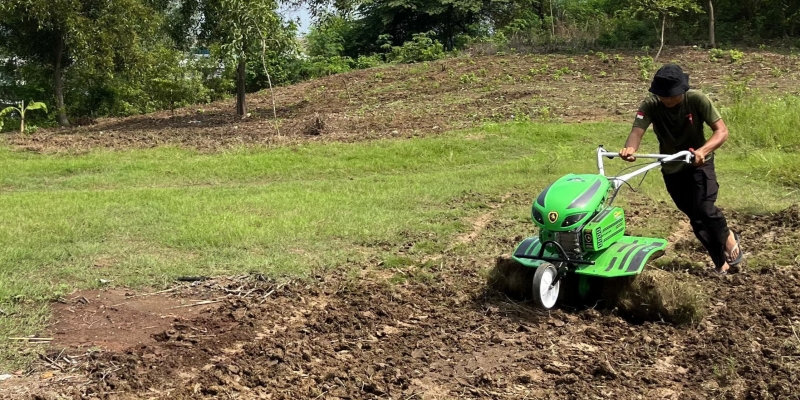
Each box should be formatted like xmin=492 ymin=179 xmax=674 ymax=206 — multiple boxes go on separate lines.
xmin=41 ymin=352 xmax=65 ymax=371
xmin=43 ymin=359 xmax=64 ymax=372
xmin=313 ymin=391 xmax=328 ymax=400
xmin=468 ymin=324 xmax=486 ymax=335
xmin=111 ymin=286 xmax=184 ymax=307
xmin=169 ymin=300 xmax=222 ymax=309
xmin=54 ymin=348 xmax=66 ymax=363
xmin=148 ymin=287 xmax=182 ymax=296
xmin=9 ymin=337 xmax=53 ymax=342
xmin=258 ymin=33 xmax=280 ymax=136
xmin=342 ymin=76 xmax=353 ymax=104
xmin=0 ymin=308 xmax=7 ymax=316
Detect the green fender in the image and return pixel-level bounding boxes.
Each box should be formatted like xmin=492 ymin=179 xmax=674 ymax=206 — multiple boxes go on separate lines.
xmin=512 ymin=236 xmax=667 ymax=278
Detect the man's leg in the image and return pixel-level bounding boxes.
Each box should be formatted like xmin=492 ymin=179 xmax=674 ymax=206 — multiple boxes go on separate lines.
xmin=694 ymin=160 xmax=735 ymax=268
xmin=663 ymin=167 xmax=726 ymax=269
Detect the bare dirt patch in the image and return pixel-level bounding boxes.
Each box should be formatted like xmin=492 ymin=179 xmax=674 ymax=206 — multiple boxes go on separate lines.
xmin=2 ymin=204 xmax=799 ymax=399
xmin=49 ymin=288 xmax=221 ymax=353
xmin=7 ymin=47 xmax=800 ymax=153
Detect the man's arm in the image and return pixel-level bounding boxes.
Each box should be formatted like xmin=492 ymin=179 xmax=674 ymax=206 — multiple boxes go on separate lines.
xmin=619 ymin=127 xmax=646 ymax=162
xmin=692 ymin=119 xmax=728 ymax=166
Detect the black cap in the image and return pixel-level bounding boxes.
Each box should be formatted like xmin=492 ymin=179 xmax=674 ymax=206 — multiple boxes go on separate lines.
xmin=648 ymin=64 xmax=690 ymax=97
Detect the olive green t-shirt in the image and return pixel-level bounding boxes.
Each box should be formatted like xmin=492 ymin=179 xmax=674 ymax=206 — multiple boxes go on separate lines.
xmin=632 ymin=89 xmax=722 ymax=174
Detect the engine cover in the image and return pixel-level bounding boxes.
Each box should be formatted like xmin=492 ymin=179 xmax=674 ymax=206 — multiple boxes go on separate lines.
xmin=582 ymin=206 xmax=626 ymax=252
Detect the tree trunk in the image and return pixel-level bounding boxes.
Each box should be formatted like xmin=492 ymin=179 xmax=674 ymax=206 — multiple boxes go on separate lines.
xmin=20 ymin=100 xmax=25 ymax=134
xmin=655 ymin=15 xmax=666 ymax=63
xmin=708 ymin=0 xmax=716 ymax=48
xmin=236 ymin=58 xmax=246 ymax=117
xmin=54 ymin=34 xmax=70 ymax=127
xmin=549 ymin=0 xmax=555 ymax=40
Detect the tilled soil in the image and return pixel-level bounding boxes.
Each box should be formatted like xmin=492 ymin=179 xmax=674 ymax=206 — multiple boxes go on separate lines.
xmin=4 ymin=206 xmax=800 ymax=399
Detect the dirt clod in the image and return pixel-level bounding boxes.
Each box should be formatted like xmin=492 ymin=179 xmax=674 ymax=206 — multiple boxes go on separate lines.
xmin=617 ymin=269 xmax=708 ymax=325
xmin=486 ymin=255 xmax=535 ymax=299
xmin=303 ymin=113 xmax=326 ymax=136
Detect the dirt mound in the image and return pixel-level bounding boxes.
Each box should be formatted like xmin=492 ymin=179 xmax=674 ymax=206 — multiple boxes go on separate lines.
xmin=486 ymin=255 xmax=535 ymax=300
xmin=617 ymin=269 xmax=708 ymax=325
xmin=488 ymin=256 xmax=709 ymax=326
xmin=738 ymin=203 xmax=800 ymax=229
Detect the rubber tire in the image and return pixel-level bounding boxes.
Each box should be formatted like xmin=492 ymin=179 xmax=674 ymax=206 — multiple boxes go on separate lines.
xmin=532 ymin=262 xmax=561 ymax=310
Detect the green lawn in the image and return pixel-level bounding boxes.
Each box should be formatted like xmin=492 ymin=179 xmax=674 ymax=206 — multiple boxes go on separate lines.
xmin=1 ymin=118 xmax=798 ymax=370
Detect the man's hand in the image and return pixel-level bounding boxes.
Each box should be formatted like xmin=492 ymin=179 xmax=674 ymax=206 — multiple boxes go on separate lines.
xmin=619 ymin=147 xmax=637 ymax=162
xmin=691 ymin=148 xmax=707 ymax=166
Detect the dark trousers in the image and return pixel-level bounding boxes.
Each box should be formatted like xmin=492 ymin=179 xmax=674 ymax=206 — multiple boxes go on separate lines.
xmin=663 ymin=159 xmax=731 ymax=268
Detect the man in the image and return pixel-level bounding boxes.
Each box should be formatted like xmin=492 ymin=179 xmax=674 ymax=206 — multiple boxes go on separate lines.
xmin=619 ymin=64 xmax=742 ymax=274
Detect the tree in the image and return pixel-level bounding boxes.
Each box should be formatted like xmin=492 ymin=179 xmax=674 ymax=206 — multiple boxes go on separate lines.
xmin=623 ymin=0 xmax=703 ymax=61
xmin=175 ymin=0 xmax=286 ymax=117
xmin=342 ymin=0 xmax=509 ymax=55
xmin=0 ymin=0 xmax=162 ymax=127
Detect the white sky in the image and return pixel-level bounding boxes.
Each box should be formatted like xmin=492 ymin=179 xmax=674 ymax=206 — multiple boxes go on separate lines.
xmin=280 ymin=3 xmax=312 ymax=35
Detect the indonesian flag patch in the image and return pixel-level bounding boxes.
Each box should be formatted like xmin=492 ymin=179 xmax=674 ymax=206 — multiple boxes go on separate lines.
xmin=636 ymin=111 xmax=645 ymax=119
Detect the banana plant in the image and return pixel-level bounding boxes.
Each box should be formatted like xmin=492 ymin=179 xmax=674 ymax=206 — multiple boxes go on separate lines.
xmin=0 ymin=100 xmax=48 ymax=134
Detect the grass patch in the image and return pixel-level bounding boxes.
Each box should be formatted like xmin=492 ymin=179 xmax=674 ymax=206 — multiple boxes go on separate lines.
xmin=722 ymin=95 xmax=800 ymax=152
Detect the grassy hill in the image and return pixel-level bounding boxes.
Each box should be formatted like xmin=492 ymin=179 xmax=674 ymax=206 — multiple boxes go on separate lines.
xmin=7 ymin=46 xmax=800 ymax=152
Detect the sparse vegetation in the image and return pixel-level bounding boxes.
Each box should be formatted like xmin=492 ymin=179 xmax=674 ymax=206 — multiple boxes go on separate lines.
xmin=0 ymin=100 xmax=47 ymax=134
xmin=635 ymin=55 xmax=655 ymax=81
xmin=459 ymin=72 xmax=479 ymax=84
xmin=710 ymin=48 xmax=745 ymax=63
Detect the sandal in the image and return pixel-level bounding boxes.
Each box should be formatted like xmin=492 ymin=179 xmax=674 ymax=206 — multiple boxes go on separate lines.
xmin=725 ymin=233 xmax=743 ymax=266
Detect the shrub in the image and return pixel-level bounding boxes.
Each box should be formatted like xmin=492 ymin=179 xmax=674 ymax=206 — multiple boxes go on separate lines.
xmin=382 ymin=31 xmax=446 ymax=63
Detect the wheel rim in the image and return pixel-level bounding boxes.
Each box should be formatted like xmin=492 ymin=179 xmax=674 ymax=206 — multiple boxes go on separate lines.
xmin=538 ymin=267 xmax=560 ymax=309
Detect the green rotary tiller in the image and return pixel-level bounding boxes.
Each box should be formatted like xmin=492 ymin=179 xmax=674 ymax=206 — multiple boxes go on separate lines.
xmin=512 ymin=145 xmax=694 ymax=310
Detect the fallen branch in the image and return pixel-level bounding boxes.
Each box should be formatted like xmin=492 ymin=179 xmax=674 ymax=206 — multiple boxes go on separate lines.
xmin=10 ymin=337 xmax=53 ymax=342
xmin=40 ymin=349 xmax=66 ymax=371
xmin=175 ymin=276 xmax=208 ymax=282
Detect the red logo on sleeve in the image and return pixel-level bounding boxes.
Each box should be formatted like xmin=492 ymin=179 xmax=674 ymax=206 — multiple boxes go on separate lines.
xmin=636 ymin=111 xmax=644 ymax=120
xmin=687 ymin=113 xmax=694 ymax=124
